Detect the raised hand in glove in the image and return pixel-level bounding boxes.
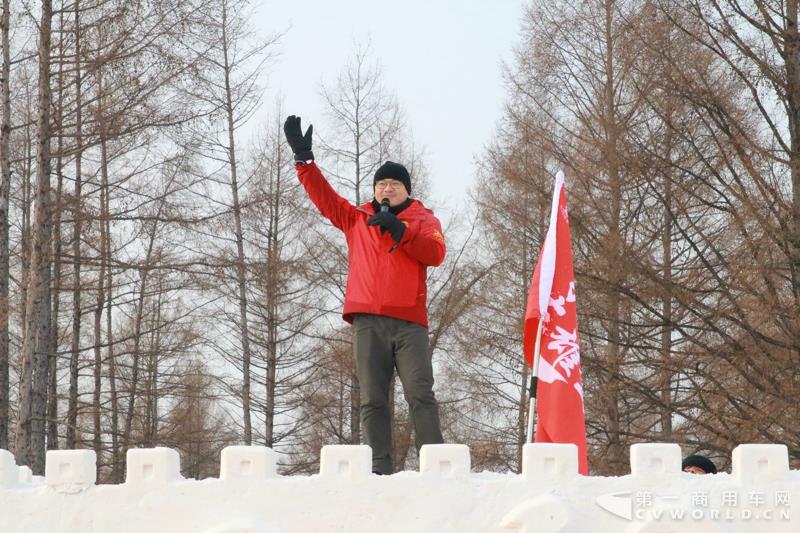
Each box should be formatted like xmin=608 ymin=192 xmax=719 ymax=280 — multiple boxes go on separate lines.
xmin=283 ymin=115 xmax=314 ymax=161
xmin=367 ymin=211 xmax=406 ymax=243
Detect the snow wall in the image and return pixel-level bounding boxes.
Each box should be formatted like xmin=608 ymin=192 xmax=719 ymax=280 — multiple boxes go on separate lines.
xmin=0 ymin=442 xmax=798 ymax=532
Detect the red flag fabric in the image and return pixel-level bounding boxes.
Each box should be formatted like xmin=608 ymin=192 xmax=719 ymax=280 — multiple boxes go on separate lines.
xmin=523 ymin=171 xmax=589 ymax=475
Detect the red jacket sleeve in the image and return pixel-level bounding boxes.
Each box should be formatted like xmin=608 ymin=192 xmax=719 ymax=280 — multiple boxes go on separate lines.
xmin=399 ymin=212 xmax=446 ymax=267
xmin=295 ymin=162 xmax=357 ymax=232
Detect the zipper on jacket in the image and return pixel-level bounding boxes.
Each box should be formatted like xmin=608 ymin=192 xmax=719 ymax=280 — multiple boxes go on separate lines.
xmin=358 ymin=204 xmax=387 ymax=313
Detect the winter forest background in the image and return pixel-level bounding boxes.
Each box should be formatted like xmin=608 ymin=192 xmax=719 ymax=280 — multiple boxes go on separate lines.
xmin=1 ymin=0 xmax=799 ymax=480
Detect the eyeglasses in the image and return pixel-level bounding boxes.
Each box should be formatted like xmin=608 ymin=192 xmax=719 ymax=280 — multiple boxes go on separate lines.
xmin=375 ymin=180 xmax=404 ymax=190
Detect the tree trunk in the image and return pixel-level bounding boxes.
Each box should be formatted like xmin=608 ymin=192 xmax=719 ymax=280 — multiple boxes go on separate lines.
xmin=91 ymin=158 xmax=105 ymax=463
xmin=143 ymin=283 xmax=162 ymax=447
xmin=105 ymin=209 xmax=119 ymax=481
xmin=122 ymin=264 xmax=151 ymax=461
xmin=122 ymin=204 xmax=162 ymax=459
xmin=516 ymin=361 xmax=530 ymax=472
xmin=122 ymin=271 xmax=147 ymax=459
xmin=20 ymin=113 xmax=33 ymax=337
xmin=150 ymin=289 xmax=162 ymax=444
xmin=350 ymin=121 xmax=362 ymax=446
xmin=785 ymin=1 xmax=800 ymax=353
xmin=92 ymin=68 xmax=112 ymax=467
xmin=221 ymin=0 xmax=252 ymax=444
xmin=47 ymin=124 xmax=62 ymax=451
xmin=0 ymin=0 xmax=12 ymax=451
xmin=48 ymin=13 xmax=67 ymax=447
xmin=602 ymin=0 xmax=624 ymax=474
xmin=67 ymin=0 xmax=83 ymax=450
xmin=16 ymin=0 xmax=54 ymax=473
xmin=264 ymin=163 xmax=280 ymax=447
xmin=659 ymin=122 xmax=674 ymax=440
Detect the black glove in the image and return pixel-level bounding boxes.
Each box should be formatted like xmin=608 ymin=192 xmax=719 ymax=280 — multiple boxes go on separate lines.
xmin=367 ymin=211 xmax=406 ymax=243
xmin=283 ymin=115 xmax=314 ymax=161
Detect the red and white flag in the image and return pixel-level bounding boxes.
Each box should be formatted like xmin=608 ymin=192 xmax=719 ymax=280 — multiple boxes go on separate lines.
xmin=523 ymin=170 xmax=588 ymax=475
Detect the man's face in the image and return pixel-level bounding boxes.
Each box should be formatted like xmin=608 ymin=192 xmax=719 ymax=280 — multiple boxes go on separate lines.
xmin=374 ymin=178 xmax=409 ymax=206
xmin=683 ymin=465 xmax=707 ymax=475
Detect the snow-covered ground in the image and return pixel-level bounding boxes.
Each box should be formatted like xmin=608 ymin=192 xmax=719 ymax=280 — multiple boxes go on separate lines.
xmin=1 ymin=443 xmax=797 ymax=532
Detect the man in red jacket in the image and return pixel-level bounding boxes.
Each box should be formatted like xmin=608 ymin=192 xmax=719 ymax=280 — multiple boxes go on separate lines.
xmin=284 ymin=115 xmax=445 ymax=475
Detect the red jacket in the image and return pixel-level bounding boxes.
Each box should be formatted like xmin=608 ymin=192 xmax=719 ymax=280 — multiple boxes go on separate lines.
xmin=296 ymin=162 xmax=446 ymax=328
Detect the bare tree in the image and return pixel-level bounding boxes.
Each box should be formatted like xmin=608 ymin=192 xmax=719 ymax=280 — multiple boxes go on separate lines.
xmin=488 ymin=0 xmax=652 ymax=474
xmin=0 ymin=0 xmax=11 ymax=451
xmin=457 ymin=0 xmax=800 ymax=475
xmin=15 ymin=0 xmax=54 ymax=473
xmin=463 ymin=0 xmax=709 ymax=474
xmin=450 ymin=109 xmax=553 ymax=471
xmin=66 ymin=0 xmax=86 ymax=451
xmin=318 ymin=39 xmax=410 ymax=202
xmin=179 ymin=0 xmax=280 ymax=446
xmin=628 ymin=0 xmax=800 ymax=466
xmin=241 ymin=110 xmax=321 ymax=449
xmin=162 ymin=360 xmax=237 ymax=479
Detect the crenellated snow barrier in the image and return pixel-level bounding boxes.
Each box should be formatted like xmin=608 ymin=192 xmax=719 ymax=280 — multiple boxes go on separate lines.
xmin=1 ymin=443 xmax=798 ymax=532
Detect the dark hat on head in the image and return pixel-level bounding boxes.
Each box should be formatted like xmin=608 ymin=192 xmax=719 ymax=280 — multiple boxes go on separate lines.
xmin=682 ymin=454 xmax=717 ymax=474
xmin=373 ymin=161 xmax=411 ymax=194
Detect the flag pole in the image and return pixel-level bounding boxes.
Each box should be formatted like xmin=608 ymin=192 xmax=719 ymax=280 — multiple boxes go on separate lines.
xmin=526 ymin=319 xmax=544 ymax=443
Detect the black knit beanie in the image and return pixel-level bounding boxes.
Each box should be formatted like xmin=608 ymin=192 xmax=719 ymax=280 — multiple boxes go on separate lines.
xmin=373 ymin=161 xmax=411 ymax=194
xmin=682 ymin=454 xmax=717 ymax=474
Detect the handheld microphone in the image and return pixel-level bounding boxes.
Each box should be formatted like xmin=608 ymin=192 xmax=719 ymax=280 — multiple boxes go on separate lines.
xmin=379 ymin=198 xmax=400 ymax=253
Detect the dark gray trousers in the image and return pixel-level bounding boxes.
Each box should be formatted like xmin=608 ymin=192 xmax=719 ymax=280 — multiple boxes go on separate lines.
xmin=352 ymin=314 xmax=444 ymax=474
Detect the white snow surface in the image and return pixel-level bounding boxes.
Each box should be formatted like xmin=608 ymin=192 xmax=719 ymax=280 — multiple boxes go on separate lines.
xmin=0 ymin=443 xmax=798 ymax=532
